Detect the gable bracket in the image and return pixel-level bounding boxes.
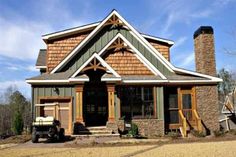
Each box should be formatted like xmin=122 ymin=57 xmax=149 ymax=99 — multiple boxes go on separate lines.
xmin=82 ymin=58 xmax=107 ymax=72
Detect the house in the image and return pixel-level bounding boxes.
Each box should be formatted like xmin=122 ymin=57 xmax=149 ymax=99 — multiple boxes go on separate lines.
xmin=26 ymin=10 xmax=222 ymax=137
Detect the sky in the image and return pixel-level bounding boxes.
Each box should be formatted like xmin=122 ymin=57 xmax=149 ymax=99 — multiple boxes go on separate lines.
xmin=0 ymin=0 xmax=236 ymax=99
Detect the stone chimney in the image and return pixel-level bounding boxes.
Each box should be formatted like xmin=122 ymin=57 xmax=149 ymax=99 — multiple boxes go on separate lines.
xmin=194 ymin=26 xmax=216 ymax=76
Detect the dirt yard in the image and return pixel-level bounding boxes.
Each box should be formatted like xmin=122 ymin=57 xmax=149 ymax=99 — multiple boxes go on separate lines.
xmin=1 ymin=140 xmax=236 ymax=157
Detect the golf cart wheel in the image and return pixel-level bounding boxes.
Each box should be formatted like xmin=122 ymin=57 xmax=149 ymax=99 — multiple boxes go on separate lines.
xmin=59 ymin=128 xmax=65 ymax=141
xmin=31 ymin=127 xmax=39 ymax=143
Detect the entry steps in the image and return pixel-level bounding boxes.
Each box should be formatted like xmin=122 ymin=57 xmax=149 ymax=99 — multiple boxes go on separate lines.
xmin=72 ymin=126 xmax=120 ymax=139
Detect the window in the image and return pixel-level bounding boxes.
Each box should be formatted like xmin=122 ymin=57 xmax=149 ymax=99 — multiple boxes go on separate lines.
xmin=165 ymin=87 xmax=179 ymax=124
xmin=118 ymin=86 xmax=154 ymax=119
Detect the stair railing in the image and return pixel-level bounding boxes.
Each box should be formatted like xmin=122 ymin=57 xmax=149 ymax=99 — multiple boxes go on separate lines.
xmin=193 ymin=109 xmax=202 ymax=133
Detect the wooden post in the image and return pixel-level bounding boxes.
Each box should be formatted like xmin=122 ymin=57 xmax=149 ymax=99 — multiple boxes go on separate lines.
xmin=107 ymin=85 xmax=115 ymax=122
xmin=76 ymin=85 xmax=84 ymax=123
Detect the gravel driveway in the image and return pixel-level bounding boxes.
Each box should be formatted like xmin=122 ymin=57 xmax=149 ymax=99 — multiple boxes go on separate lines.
xmin=1 ymin=140 xmax=236 ymax=157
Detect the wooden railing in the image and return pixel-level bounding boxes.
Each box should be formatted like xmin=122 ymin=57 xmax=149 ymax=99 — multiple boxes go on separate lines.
xmin=179 ymin=110 xmax=187 ymax=137
xmin=193 ymin=109 xmax=202 ymax=133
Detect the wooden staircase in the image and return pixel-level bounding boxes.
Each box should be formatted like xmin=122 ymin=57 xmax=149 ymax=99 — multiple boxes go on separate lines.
xmin=178 ymin=109 xmax=203 ymax=137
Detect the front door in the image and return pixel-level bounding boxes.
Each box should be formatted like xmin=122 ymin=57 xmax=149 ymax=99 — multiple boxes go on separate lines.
xmin=83 ymin=83 xmax=108 ymax=126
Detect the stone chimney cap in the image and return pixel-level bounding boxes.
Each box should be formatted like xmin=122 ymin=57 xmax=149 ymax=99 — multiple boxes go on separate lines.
xmin=193 ymin=26 xmax=214 ymax=39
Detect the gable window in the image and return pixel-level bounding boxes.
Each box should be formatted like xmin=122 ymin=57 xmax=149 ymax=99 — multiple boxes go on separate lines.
xmin=117 ymin=86 xmax=154 ymax=119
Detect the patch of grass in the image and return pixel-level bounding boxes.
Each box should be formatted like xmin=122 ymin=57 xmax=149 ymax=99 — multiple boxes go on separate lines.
xmin=0 ymin=135 xmax=31 ymax=144
xmin=190 ymin=130 xmax=206 ymax=138
xmin=166 ymin=131 xmax=181 ymax=139
xmin=228 ymin=129 xmax=236 ymax=135
xmin=213 ymin=130 xmax=226 ymax=137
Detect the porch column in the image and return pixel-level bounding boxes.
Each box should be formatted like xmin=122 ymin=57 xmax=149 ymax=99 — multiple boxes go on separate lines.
xmin=76 ymin=85 xmax=84 ymax=123
xmin=107 ymin=85 xmax=115 ymax=122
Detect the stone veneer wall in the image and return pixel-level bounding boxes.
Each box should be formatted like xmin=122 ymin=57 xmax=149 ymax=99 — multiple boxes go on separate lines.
xmin=196 ymin=86 xmax=219 ymax=134
xmin=194 ymin=27 xmax=219 ymax=134
xmin=117 ymin=119 xmax=164 ymax=137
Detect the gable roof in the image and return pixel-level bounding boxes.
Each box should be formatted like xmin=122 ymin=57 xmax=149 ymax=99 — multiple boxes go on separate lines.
xmin=42 ymin=21 xmax=174 ymax=45
xmin=50 ymin=10 xmax=175 ymax=74
xmin=28 ymin=10 xmax=222 ymax=84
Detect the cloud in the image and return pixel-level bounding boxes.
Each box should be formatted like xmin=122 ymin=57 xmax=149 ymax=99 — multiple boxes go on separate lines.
xmin=0 ymin=0 xmax=94 ymax=60
xmin=0 ymin=80 xmax=31 ymax=99
xmin=0 ymin=17 xmax=49 ymax=60
xmin=172 ymin=36 xmax=188 ymax=49
xmin=146 ymin=0 xmax=233 ymax=37
xmin=3 ymin=62 xmax=38 ymax=72
xmin=179 ymin=53 xmax=195 ymax=67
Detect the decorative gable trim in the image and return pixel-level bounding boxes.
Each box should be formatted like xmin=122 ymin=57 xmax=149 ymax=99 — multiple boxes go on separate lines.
xmin=50 ymin=10 xmax=174 ymax=74
xmin=71 ymin=53 xmax=121 ymax=78
xmin=97 ymin=33 xmax=167 ymax=79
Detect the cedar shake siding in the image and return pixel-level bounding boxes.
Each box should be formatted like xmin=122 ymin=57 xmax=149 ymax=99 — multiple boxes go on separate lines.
xmin=46 ymin=28 xmax=171 ymax=72
xmin=148 ymin=39 xmax=170 ymax=61
xmin=47 ymin=31 xmax=90 ymax=72
xmin=103 ymin=50 xmax=154 ymax=75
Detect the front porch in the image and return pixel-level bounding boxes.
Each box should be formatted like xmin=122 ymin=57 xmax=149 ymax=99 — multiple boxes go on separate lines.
xmin=74 ymin=81 xmax=203 ymax=137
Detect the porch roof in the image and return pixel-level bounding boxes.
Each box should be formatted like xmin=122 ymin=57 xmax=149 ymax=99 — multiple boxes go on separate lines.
xmin=26 ymin=71 xmax=209 ymax=83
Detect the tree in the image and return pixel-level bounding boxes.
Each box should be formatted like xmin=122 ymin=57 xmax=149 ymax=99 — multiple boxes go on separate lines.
xmin=217 ymin=68 xmax=235 ymax=97
xmin=12 ymin=111 xmax=23 ymax=135
xmin=9 ymin=91 xmax=32 ymax=135
xmin=217 ymin=68 xmax=236 ymax=111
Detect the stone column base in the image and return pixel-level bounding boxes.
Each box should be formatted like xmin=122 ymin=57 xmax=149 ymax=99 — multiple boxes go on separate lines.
xmin=106 ymin=121 xmax=118 ymax=134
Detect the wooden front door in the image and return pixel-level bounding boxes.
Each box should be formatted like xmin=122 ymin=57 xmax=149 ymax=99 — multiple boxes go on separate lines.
xmin=83 ymin=84 xmax=108 ymax=126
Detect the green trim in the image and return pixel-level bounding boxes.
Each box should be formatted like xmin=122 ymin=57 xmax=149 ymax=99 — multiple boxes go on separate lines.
xmin=156 ymin=86 xmax=164 ymax=120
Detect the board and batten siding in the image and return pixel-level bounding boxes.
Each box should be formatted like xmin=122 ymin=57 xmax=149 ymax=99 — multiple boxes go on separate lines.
xmin=60 ymin=26 xmax=173 ymax=76
xmin=155 ymin=86 xmax=164 ymax=120
xmin=32 ymin=86 xmax=76 ymax=121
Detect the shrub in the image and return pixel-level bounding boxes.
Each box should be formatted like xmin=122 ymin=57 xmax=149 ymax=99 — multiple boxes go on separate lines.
xmin=12 ymin=111 xmax=23 ymax=135
xmin=128 ymin=123 xmax=139 ymax=137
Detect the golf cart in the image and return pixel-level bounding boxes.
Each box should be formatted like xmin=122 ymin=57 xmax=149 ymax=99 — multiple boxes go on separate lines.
xmin=31 ymin=103 xmax=65 ymax=143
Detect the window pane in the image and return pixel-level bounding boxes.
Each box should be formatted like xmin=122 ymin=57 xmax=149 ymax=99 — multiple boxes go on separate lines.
xmin=169 ymin=110 xmax=179 ymax=123
xmin=169 ymin=94 xmax=178 ymax=108
xmin=119 ymin=86 xmax=154 ymax=118
xmin=144 ymin=101 xmax=153 ymax=117
xmin=182 ymin=94 xmax=192 ymax=109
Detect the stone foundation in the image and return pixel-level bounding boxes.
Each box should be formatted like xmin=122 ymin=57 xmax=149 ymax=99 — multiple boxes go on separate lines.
xmin=117 ymin=119 xmax=164 ymax=137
